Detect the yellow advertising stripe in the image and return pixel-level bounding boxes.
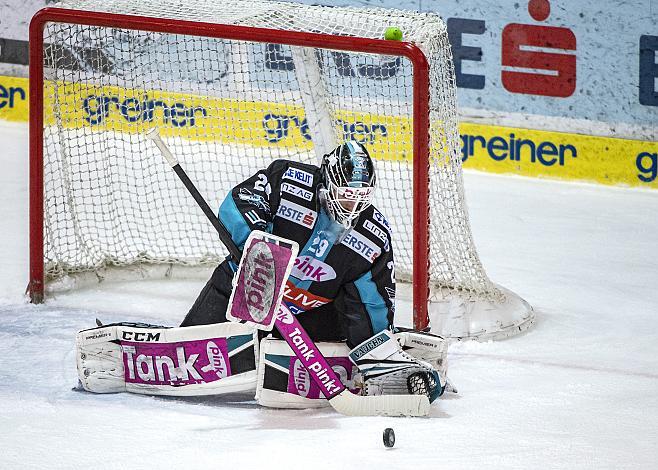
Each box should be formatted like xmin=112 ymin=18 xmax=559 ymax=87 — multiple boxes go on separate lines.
xmin=44 ymin=80 xmax=293 ymax=144
xmin=2 ymin=74 xmax=657 ymax=188
xmin=0 ymin=76 xmax=29 ymax=122
xmin=459 ymin=123 xmax=658 ymax=188
xmin=42 ymin=80 xmax=411 ymax=157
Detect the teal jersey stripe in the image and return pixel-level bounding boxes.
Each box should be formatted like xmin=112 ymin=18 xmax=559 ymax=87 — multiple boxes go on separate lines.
xmin=354 ymin=271 xmax=389 ymax=333
xmin=218 ymin=194 xmax=252 ymax=251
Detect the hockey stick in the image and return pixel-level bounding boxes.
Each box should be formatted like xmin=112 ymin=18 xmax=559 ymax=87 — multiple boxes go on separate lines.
xmin=146 ymin=129 xmax=430 ymax=417
xmin=145 ymin=129 xmax=241 ymax=263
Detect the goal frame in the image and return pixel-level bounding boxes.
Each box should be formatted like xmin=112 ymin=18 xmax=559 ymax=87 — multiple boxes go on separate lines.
xmin=28 ymin=7 xmax=433 ymax=328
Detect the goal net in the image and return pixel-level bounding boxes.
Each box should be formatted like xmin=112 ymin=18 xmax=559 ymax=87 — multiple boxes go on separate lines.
xmin=29 ymin=0 xmax=534 ymax=340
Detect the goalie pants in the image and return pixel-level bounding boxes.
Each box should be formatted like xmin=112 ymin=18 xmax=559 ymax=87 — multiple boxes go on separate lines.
xmin=181 ymin=260 xmax=343 ymax=343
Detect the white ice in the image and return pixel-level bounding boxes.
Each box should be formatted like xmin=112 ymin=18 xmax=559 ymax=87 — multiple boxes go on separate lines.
xmin=0 ymin=120 xmax=656 ymax=469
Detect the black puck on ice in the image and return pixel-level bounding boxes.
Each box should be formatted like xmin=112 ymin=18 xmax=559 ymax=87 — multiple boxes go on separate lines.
xmin=383 ymin=428 xmax=395 ymax=448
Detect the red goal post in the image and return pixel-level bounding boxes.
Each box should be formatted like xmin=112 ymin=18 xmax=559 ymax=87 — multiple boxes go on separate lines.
xmin=28 ymin=7 xmax=433 ymax=329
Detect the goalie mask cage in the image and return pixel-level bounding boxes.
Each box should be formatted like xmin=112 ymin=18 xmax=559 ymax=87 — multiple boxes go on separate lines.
xmin=28 ymin=0 xmax=534 ymax=340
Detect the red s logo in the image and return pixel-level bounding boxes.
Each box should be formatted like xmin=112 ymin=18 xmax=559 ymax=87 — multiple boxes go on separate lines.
xmin=501 ymin=0 xmax=577 ymax=97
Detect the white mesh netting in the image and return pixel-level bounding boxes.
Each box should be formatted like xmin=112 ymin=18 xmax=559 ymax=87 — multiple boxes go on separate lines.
xmin=35 ymin=0 xmax=534 ymax=338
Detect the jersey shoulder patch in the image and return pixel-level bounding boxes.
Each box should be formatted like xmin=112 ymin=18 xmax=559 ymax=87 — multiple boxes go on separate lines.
xmin=369 ymin=207 xmax=393 ymax=236
xmin=276 ymin=198 xmax=317 ymax=229
xmin=280 ymin=181 xmax=314 ymax=202
xmin=279 ymin=161 xmax=320 ymax=188
xmin=340 ymin=228 xmax=382 ymax=262
xmin=356 ymin=206 xmax=392 ymax=252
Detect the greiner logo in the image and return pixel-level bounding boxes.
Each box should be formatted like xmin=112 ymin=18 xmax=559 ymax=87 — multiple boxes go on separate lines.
xmin=636 ymin=152 xmax=657 ymax=182
xmin=460 ymin=133 xmax=577 ymax=167
xmin=0 ymin=84 xmax=26 ymax=110
xmin=82 ymin=94 xmax=207 ymax=127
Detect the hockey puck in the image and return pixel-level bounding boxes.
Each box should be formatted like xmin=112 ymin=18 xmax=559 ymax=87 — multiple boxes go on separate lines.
xmin=383 ymin=428 xmax=395 ymax=448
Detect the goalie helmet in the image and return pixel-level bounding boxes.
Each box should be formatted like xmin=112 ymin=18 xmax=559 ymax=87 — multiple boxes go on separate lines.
xmin=320 ymin=141 xmax=376 ymax=228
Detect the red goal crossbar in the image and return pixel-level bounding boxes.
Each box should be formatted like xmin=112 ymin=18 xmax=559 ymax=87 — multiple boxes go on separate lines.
xmin=28 ymin=7 xmax=431 ymax=329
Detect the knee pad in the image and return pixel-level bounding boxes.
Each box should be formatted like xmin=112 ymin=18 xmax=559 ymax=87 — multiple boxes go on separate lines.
xmin=256 ymin=338 xmax=356 ymax=409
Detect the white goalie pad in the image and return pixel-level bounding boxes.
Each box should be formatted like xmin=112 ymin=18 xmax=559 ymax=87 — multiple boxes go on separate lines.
xmin=256 ymin=338 xmax=356 ymax=409
xmin=76 ymin=322 xmax=258 ymax=396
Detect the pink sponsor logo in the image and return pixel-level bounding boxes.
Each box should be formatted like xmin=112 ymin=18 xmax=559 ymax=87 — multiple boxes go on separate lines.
xmin=291 ymin=256 xmax=336 ymax=282
xmin=203 ymin=341 xmax=229 ymax=379
xmin=287 ymin=357 xmax=356 ymax=399
xmin=244 ymin=242 xmax=277 ymax=322
xmin=230 ymin=238 xmax=295 ymax=328
xmin=286 ymin=327 xmax=342 ymax=397
xmin=122 ymin=338 xmax=231 ymax=386
xmin=292 ymin=359 xmax=311 ymax=398
xmin=275 ymin=304 xmax=294 ymax=325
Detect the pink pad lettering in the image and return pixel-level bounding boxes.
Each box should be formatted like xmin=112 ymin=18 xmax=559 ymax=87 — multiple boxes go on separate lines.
xmin=121 ymin=338 xmax=231 ymax=386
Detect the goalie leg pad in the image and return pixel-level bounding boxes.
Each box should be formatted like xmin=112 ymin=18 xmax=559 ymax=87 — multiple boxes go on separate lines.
xmin=256 ymin=338 xmax=357 ymax=409
xmin=76 ymin=322 xmax=258 ymax=396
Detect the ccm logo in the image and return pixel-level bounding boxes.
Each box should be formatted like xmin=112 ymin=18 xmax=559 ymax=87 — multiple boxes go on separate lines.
xmin=121 ymin=331 xmax=162 ymax=342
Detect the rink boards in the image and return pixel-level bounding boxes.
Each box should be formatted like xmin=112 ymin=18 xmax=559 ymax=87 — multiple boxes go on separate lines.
xmin=1 ymin=74 xmax=657 ymax=188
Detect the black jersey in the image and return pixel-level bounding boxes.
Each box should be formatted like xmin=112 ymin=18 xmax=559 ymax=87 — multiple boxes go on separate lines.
xmin=218 ymin=159 xmax=395 ymax=343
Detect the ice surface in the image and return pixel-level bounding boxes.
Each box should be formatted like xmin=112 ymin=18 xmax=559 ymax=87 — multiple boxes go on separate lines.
xmin=1 ymin=121 xmax=657 ymax=469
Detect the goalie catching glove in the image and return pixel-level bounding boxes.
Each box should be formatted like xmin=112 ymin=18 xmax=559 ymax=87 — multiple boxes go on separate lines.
xmin=349 ymin=330 xmax=445 ymax=403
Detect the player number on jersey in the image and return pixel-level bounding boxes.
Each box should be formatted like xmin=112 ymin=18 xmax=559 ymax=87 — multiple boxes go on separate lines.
xmin=387 ymin=261 xmax=395 ymax=284
xmin=310 ymin=236 xmax=330 ymax=257
xmin=254 ymin=174 xmax=271 ymax=196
